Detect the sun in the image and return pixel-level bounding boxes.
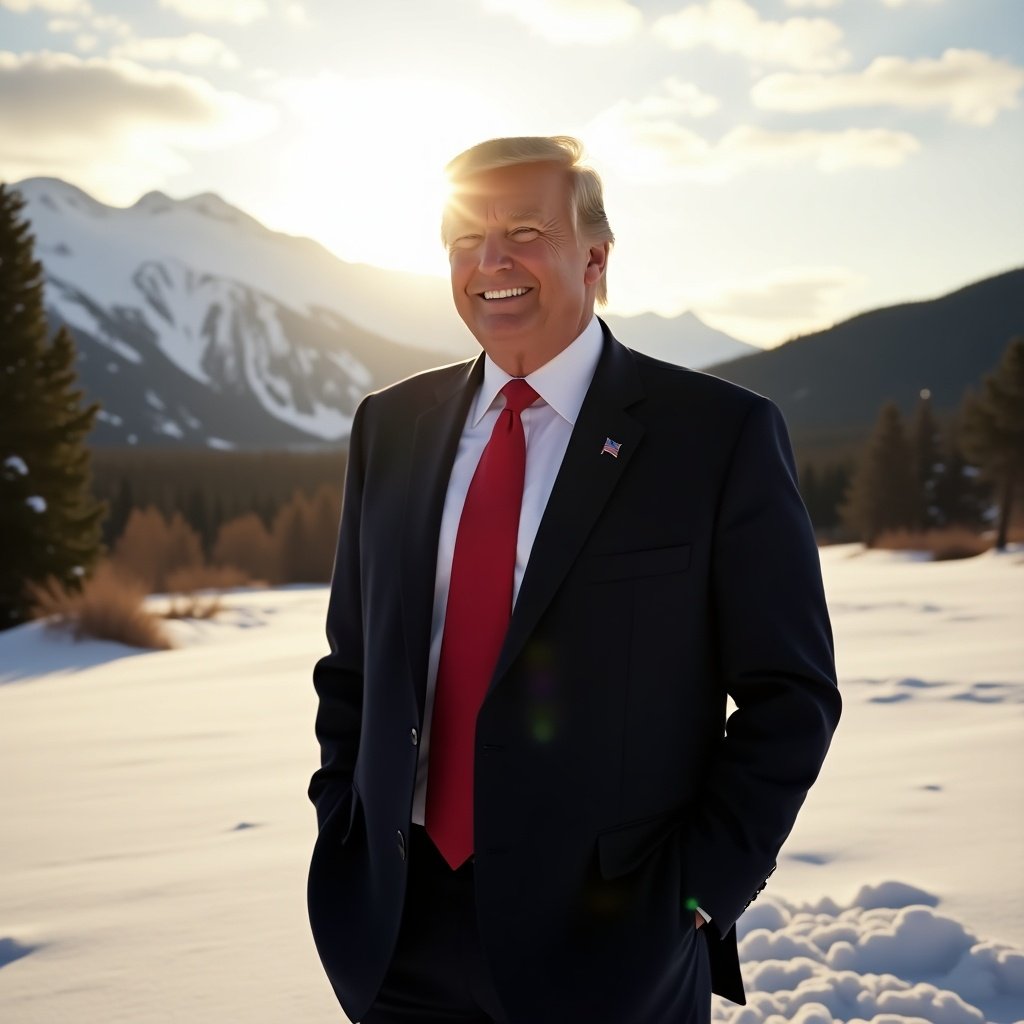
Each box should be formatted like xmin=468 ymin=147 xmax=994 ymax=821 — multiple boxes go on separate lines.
xmin=266 ymin=75 xmax=499 ymax=279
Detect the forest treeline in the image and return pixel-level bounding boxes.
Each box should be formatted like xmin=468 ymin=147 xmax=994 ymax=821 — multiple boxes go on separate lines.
xmin=92 ymin=448 xmax=347 ymax=553
xmin=92 ymin=335 xmax=1024 ymax=578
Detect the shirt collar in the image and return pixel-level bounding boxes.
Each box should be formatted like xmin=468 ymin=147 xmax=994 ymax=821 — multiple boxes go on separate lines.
xmin=471 ymin=315 xmax=604 ymax=428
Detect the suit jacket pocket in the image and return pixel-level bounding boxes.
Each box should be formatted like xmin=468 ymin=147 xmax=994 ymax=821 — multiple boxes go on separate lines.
xmin=586 ymin=544 xmax=691 ymax=583
xmin=596 ymin=805 xmax=683 ymax=879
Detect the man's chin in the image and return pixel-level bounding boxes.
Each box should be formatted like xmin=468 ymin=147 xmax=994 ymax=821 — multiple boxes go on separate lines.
xmin=465 ymin=313 xmax=536 ymax=349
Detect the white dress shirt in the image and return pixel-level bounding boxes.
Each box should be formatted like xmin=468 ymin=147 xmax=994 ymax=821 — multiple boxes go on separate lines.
xmin=411 ymin=316 xmax=603 ymax=825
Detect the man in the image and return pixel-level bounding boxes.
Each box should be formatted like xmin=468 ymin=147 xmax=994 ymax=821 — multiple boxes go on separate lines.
xmin=308 ymin=136 xmax=840 ymax=1024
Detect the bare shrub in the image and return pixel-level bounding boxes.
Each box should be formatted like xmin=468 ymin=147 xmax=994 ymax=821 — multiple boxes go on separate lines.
xmin=112 ymin=507 xmax=204 ymax=592
xmin=272 ymin=485 xmax=340 ymax=583
xmin=930 ymin=529 xmax=992 ymax=562
xmin=211 ymin=514 xmax=276 ymax=583
xmin=27 ymin=562 xmax=172 ymax=650
xmin=873 ymin=528 xmax=990 ymax=561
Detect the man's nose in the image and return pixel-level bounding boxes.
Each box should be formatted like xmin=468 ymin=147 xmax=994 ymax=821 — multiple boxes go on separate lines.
xmin=477 ymin=232 xmax=513 ymax=273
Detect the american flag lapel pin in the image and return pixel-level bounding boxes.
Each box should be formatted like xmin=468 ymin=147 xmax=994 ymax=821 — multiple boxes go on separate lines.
xmin=601 ymin=437 xmax=622 ymax=458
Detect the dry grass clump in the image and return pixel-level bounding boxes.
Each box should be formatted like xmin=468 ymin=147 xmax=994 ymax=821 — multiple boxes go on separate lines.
xmin=873 ymin=527 xmax=991 ymax=561
xmin=164 ymin=591 xmax=222 ymax=621
xmin=163 ymin=565 xmax=253 ymax=620
xmin=28 ymin=563 xmax=172 ymax=650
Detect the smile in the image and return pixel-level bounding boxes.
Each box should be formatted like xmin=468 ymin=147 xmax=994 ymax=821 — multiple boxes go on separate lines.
xmin=481 ymin=287 xmax=531 ymax=300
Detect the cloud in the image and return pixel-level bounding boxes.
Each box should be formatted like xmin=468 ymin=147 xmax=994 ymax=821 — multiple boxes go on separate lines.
xmin=2 ymin=0 xmax=88 ymax=11
xmin=158 ymin=0 xmax=269 ymax=25
xmin=785 ymin=0 xmax=841 ymax=8
xmin=693 ymin=267 xmax=865 ymax=343
xmin=653 ymin=0 xmax=849 ymax=71
xmin=111 ymin=34 xmax=241 ymax=70
xmin=658 ymin=77 xmax=722 ymax=117
xmin=0 ymin=50 xmax=277 ymax=202
xmin=752 ymin=49 xmax=1024 ymax=126
xmin=605 ymin=77 xmax=722 ymax=125
xmin=45 ymin=10 xmax=131 ymax=38
xmin=880 ymin=0 xmax=941 ymax=6
xmin=88 ymin=12 xmax=131 ymax=36
xmin=481 ymin=0 xmax=643 ymax=46
xmin=280 ymin=2 xmax=308 ymax=26
xmin=584 ymin=90 xmax=919 ymax=182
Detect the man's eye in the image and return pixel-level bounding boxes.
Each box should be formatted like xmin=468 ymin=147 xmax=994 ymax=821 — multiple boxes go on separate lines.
xmin=510 ymin=227 xmax=539 ymax=240
xmin=450 ymin=235 xmax=480 ymax=251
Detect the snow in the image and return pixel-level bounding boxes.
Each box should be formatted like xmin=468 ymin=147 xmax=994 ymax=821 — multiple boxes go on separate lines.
xmin=154 ymin=418 xmax=184 ymax=439
xmin=25 ymin=495 xmax=46 ymax=513
xmin=0 ymin=548 xmax=1021 ymax=1023
xmin=96 ymin=408 xmax=124 ymax=427
xmin=4 ymin=455 xmax=28 ymax=476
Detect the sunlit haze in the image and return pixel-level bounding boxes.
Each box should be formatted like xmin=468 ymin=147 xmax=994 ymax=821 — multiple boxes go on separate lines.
xmin=1 ymin=0 xmax=1021 ymax=346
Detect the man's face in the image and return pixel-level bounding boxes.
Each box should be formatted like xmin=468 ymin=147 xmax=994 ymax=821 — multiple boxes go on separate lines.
xmin=444 ymin=161 xmax=608 ymax=376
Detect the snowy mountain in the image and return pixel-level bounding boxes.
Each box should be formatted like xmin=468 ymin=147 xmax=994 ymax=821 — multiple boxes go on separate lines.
xmin=18 ymin=178 xmax=467 ymax=448
xmin=17 ymin=177 xmax=753 ymax=449
xmin=604 ymin=310 xmax=754 ymax=367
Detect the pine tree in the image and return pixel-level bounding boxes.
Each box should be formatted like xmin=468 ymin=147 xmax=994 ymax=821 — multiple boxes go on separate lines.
xmin=960 ymin=337 xmax=1024 ymax=550
xmin=0 ymin=183 xmax=103 ymax=629
xmin=840 ymin=402 xmax=918 ymax=545
xmin=932 ymin=416 xmax=987 ymax=530
xmin=911 ymin=390 xmax=942 ymax=530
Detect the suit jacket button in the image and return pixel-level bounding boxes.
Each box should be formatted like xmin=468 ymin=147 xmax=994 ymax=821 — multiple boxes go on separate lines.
xmin=410 ymin=728 xmax=419 ymax=746
xmin=396 ymin=830 xmax=407 ymax=861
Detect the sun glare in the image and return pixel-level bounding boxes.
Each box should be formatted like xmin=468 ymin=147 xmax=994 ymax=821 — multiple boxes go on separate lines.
xmin=269 ymin=76 xmax=498 ymax=278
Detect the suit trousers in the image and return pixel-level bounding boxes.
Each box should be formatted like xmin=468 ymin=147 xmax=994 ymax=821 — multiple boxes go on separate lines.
xmin=360 ymin=827 xmax=713 ymax=1024
xmin=361 ymin=826 xmax=509 ymax=1023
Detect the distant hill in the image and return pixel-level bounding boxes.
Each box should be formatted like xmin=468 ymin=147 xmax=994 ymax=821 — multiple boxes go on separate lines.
xmin=708 ymin=268 xmax=1024 ymax=461
xmin=604 ymin=310 xmax=756 ymax=367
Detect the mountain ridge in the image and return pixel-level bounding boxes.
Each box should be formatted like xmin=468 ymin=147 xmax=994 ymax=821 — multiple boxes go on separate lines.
xmin=707 ymin=266 xmax=1024 ymax=456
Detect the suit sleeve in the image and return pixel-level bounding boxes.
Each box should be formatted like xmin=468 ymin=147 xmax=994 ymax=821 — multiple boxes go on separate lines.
xmin=308 ymin=394 xmax=370 ymax=832
xmin=683 ymin=396 xmax=841 ymax=936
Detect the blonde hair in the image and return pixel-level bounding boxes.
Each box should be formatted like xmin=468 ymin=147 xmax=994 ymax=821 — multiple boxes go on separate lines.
xmin=442 ymin=135 xmax=614 ymax=305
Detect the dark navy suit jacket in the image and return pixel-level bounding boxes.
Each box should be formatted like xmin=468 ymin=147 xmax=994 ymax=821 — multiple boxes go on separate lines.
xmin=308 ymin=324 xmax=841 ymax=1022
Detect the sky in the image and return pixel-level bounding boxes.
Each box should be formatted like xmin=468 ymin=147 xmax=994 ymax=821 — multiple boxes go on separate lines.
xmin=1 ymin=0 xmax=1022 ymax=347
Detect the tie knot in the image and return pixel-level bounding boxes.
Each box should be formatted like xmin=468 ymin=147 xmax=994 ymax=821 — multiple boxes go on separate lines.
xmin=501 ymin=379 xmax=539 ymax=415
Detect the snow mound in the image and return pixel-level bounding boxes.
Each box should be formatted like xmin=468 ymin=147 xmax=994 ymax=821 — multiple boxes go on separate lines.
xmin=713 ymin=886 xmax=1024 ymax=1024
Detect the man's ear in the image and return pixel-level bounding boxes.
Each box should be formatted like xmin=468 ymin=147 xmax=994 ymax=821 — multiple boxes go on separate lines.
xmin=584 ymin=241 xmax=610 ymax=285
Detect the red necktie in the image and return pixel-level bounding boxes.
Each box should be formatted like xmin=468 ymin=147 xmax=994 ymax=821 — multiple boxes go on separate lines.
xmin=425 ymin=378 xmax=539 ymax=869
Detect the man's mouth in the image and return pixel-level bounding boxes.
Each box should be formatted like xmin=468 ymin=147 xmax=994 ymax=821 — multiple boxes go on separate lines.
xmin=480 ymin=287 xmax=531 ymax=300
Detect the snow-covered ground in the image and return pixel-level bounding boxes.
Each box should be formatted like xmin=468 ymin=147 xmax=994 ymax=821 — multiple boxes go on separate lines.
xmin=1 ymin=546 xmax=1021 ymax=1023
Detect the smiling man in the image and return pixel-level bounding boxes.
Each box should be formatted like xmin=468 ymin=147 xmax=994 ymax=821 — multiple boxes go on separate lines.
xmin=307 ymin=136 xmax=840 ymax=1024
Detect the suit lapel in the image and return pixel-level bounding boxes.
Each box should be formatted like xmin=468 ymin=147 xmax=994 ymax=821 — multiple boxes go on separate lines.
xmin=492 ymin=328 xmax=646 ymax=686
xmin=400 ymin=356 xmax=483 ymax=719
